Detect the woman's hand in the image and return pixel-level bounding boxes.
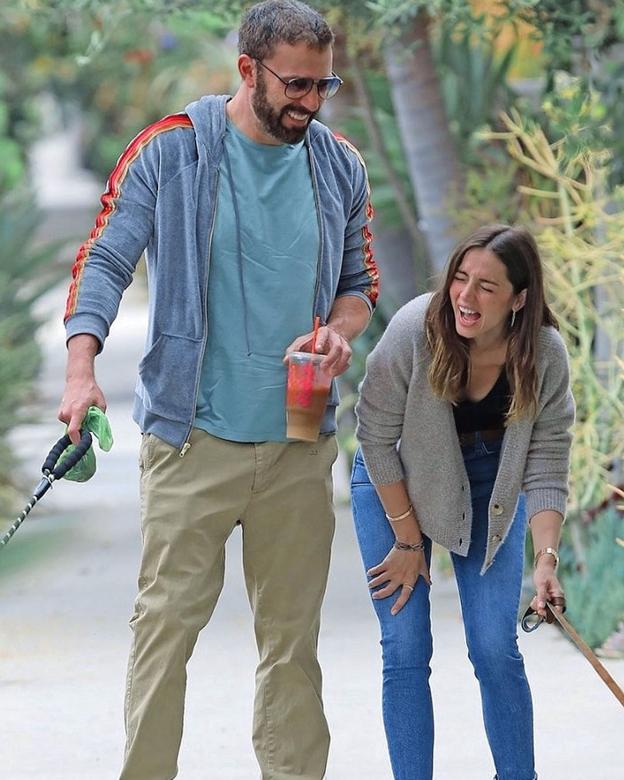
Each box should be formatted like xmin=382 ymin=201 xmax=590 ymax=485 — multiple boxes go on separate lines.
xmin=367 ymin=547 xmax=431 ymax=616
xmin=530 ymin=558 xmax=565 ymax=620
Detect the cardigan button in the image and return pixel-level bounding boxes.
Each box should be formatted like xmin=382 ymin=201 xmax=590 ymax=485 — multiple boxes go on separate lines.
xmin=492 ymin=503 xmax=504 ymax=516
xmin=490 ymin=534 xmax=502 ymax=543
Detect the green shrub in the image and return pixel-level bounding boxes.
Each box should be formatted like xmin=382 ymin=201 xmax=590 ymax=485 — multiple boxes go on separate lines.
xmin=0 ymin=196 xmax=64 ymax=515
xmin=560 ymin=505 xmax=624 ymax=648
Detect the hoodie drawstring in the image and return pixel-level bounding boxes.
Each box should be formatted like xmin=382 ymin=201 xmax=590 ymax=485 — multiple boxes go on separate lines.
xmin=222 ymin=142 xmax=252 ymax=357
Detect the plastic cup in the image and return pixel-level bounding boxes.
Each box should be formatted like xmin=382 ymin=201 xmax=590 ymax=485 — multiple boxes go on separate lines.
xmin=286 ymin=351 xmax=332 ymax=442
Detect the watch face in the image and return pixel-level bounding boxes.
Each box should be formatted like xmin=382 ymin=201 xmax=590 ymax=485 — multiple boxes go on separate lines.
xmin=535 ymin=547 xmax=559 ymax=568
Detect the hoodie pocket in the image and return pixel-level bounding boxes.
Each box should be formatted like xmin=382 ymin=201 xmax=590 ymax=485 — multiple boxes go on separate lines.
xmin=136 ymin=333 xmax=202 ymax=423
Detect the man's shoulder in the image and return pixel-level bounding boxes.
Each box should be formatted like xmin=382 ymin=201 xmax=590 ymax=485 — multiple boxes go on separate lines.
xmin=308 ymin=121 xmax=366 ymax=171
xmin=118 ymin=112 xmax=196 ymax=174
xmin=118 ymin=113 xmax=201 ymax=188
xmin=131 ymin=113 xmax=195 ymax=149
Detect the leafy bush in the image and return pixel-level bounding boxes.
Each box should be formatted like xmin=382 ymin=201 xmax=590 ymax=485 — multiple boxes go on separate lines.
xmin=0 ymin=196 xmax=63 ymax=515
xmin=560 ymin=504 xmax=624 ymax=648
xmin=459 ymin=83 xmax=624 ymax=646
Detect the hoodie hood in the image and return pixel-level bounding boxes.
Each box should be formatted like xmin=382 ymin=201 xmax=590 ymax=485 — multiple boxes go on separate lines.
xmin=185 ymin=94 xmax=230 ymax=160
xmin=186 ymin=93 xmax=326 ymax=154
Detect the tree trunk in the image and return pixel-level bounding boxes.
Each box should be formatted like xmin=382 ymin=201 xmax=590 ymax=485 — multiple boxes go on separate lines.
xmin=322 ymin=26 xmax=425 ymax=311
xmin=347 ymin=48 xmax=422 ymax=248
xmin=373 ymin=226 xmax=422 ymax=311
xmin=384 ymin=11 xmax=462 ymax=276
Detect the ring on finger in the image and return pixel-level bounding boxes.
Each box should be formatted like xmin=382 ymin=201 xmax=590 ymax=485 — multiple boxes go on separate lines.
xmin=404 ymin=583 xmax=414 ymax=592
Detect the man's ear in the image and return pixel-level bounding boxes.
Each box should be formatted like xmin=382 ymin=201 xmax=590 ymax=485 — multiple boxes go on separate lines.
xmin=238 ymin=54 xmax=256 ymax=86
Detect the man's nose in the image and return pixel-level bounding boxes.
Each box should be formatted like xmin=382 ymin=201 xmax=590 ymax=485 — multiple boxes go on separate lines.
xmin=299 ymin=88 xmax=321 ymax=113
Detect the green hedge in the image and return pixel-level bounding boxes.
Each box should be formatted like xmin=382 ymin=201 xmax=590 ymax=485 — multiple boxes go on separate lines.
xmin=560 ymin=504 xmax=624 ymax=648
xmin=0 ymin=196 xmax=63 ymax=516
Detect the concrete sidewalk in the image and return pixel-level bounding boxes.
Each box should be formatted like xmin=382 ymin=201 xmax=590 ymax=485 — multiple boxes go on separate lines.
xmin=1 ymin=280 xmax=622 ymax=779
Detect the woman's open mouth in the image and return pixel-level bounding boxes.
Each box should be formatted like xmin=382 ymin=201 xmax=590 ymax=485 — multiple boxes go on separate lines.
xmin=457 ymin=305 xmax=481 ymax=327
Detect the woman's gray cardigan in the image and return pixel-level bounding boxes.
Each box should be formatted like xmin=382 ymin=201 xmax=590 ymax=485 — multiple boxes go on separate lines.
xmin=355 ymin=294 xmax=575 ymax=574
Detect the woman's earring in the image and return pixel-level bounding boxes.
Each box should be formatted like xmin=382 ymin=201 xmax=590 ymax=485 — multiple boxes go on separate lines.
xmin=510 ymin=309 xmax=516 ymax=329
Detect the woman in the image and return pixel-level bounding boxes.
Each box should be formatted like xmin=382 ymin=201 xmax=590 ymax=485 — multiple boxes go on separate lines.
xmin=351 ymin=224 xmax=574 ymax=780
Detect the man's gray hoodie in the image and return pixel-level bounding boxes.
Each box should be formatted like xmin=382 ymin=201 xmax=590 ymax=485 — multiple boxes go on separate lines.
xmin=64 ymin=95 xmax=379 ymax=451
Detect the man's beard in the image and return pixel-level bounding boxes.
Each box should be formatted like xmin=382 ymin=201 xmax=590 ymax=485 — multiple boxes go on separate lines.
xmin=251 ymin=72 xmax=316 ymax=144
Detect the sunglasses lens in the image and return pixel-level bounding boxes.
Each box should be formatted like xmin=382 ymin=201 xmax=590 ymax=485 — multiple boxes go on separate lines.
xmin=285 ymin=78 xmax=314 ymax=98
xmin=319 ymin=77 xmax=341 ymax=99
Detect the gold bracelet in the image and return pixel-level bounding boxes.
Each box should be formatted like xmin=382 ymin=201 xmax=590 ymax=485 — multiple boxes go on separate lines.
xmin=385 ymin=505 xmax=414 ymax=523
xmin=534 ymin=547 xmax=559 ymax=569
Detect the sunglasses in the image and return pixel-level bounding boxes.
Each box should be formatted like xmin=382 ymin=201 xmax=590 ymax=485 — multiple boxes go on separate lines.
xmin=255 ymin=59 xmax=343 ymax=100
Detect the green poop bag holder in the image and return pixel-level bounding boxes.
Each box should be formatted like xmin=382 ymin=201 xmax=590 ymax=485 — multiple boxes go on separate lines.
xmin=0 ymin=406 xmax=113 ymax=549
xmin=61 ymin=405 xmax=113 ymax=482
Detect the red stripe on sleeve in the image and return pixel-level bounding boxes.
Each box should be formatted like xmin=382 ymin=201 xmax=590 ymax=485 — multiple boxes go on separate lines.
xmin=64 ymin=113 xmax=193 ymax=322
xmin=332 ymin=132 xmax=379 ymax=307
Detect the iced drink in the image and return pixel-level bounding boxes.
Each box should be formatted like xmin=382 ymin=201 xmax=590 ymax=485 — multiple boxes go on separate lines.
xmin=286 ymin=352 xmax=332 ymax=442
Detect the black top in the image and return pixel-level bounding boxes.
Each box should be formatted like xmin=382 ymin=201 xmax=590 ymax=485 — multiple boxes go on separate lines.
xmin=453 ymin=369 xmax=511 ymax=434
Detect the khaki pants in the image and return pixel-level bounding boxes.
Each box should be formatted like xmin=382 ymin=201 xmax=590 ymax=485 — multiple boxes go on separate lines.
xmin=120 ymin=428 xmax=338 ymax=780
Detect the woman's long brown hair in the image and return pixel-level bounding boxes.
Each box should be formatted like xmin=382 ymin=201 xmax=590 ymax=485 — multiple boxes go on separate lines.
xmin=425 ymin=224 xmax=558 ymax=421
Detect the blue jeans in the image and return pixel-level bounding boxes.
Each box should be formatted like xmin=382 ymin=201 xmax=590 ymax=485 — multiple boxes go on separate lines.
xmin=351 ymin=436 xmax=536 ymax=780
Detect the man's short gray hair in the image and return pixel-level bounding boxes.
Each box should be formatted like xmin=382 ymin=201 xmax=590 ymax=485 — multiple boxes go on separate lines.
xmin=239 ymin=0 xmax=334 ymax=61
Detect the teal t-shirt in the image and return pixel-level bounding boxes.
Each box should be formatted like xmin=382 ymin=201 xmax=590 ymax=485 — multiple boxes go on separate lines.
xmin=194 ymin=120 xmax=319 ymax=441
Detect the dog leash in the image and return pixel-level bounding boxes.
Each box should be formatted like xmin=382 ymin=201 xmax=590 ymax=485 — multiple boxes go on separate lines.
xmin=0 ymin=430 xmax=92 ymax=549
xmin=521 ymin=599 xmax=624 ymax=708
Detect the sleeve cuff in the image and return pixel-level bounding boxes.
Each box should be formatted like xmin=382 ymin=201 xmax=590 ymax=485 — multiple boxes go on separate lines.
xmin=526 ymin=488 xmax=568 ymax=524
xmin=334 ymin=291 xmax=374 ymax=315
xmin=65 ymin=312 xmax=109 ymax=354
xmin=359 ymin=443 xmax=405 ymax=486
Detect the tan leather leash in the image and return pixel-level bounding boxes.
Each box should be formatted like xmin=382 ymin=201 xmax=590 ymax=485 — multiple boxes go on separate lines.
xmin=522 ymin=599 xmax=624 ymax=708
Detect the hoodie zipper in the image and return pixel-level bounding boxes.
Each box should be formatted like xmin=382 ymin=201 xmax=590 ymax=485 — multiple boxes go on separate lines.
xmin=181 ymin=127 xmax=322 ymax=455
xmin=180 ymin=165 xmax=220 ymax=457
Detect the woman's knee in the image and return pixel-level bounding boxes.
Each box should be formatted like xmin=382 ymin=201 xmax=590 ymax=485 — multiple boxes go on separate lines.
xmin=376 ymin=594 xmax=433 ymax=671
xmin=466 ymin=633 xmax=524 ymax=680
xmin=381 ymin=632 xmax=433 ymax=675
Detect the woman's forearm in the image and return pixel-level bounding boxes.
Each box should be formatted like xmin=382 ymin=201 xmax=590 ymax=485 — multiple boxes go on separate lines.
xmin=374 ymin=481 xmax=423 ymax=544
xmin=529 ymin=509 xmax=563 ymax=568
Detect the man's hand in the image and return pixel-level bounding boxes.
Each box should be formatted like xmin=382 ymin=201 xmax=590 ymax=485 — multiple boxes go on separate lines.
xmin=58 ymin=334 xmax=107 ymax=444
xmin=284 ymin=296 xmax=370 ymax=377
xmin=284 ymin=325 xmax=352 ymax=377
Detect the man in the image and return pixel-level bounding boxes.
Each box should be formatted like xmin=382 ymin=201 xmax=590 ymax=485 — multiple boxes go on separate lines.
xmin=59 ymin=1 xmax=378 ymax=778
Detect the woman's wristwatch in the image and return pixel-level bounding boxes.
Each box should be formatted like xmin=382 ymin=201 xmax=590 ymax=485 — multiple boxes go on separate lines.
xmin=534 ymin=546 xmax=559 ymax=570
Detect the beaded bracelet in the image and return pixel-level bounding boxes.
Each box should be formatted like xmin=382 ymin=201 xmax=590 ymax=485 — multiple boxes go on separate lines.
xmin=385 ymin=504 xmax=414 ymax=523
xmin=394 ymin=539 xmax=425 ymax=553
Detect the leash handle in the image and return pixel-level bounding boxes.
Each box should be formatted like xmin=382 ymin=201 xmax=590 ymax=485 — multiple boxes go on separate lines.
xmin=1 ymin=429 xmax=94 ymax=551
xmin=520 ymin=606 xmax=543 ymax=633
xmin=41 ymin=429 xmax=92 ymax=480
xmin=521 ymin=596 xmax=566 ymax=632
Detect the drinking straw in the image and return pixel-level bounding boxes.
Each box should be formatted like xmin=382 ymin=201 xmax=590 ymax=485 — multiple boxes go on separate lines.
xmin=311 ymin=315 xmax=321 ymax=355
xmin=298 ymin=316 xmax=321 ymax=401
